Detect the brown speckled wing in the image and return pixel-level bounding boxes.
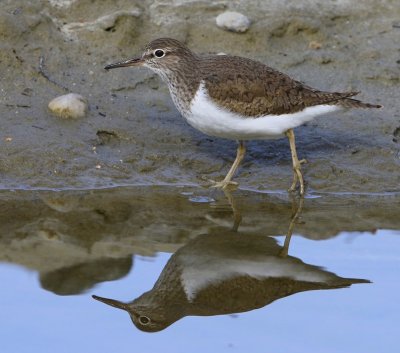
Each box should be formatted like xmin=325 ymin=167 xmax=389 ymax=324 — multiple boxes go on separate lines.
xmin=200 ymin=55 xmax=361 ymax=117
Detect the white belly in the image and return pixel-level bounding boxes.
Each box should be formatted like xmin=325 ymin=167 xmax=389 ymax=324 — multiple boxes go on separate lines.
xmin=184 ymin=81 xmax=341 ymax=140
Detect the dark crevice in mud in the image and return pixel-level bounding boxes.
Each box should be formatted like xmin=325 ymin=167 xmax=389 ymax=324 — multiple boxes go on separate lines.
xmin=392 ymin=127 xmax=400 ymax=143
xmin=96 ymin=130 xmax=120 ymax=145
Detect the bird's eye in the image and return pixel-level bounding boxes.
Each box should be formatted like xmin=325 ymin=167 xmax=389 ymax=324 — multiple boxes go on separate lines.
xmin=139 ymin=316 xmax=151 ymax=325
xmin=154 ymin=49 xmax=165 ymax=58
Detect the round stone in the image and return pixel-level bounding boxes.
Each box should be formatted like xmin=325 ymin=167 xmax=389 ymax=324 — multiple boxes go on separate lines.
xmin=216 ymin=11 xmax=251 ymax=33
xmin=48 ymin=93 xmax=88 ymax=119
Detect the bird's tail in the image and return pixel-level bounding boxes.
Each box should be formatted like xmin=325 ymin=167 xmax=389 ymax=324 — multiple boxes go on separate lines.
xmin=330 ymin=91 xmax=382 ymax=109
xmin=337 ymin=97 xmax=382 ymax=109
xmin=316 ymin=91 xmax=382 ymax=109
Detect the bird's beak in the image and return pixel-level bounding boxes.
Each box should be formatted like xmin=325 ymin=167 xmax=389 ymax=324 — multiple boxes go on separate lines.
xmin=104 ymin=57 xmax=144 ymax=70
xmin=92 ymin=294 xmax=129 ymax=311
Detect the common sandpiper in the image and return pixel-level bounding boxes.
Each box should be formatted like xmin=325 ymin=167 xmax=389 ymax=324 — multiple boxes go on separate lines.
xmin=105 ymin=38 xmax=381 ymax=195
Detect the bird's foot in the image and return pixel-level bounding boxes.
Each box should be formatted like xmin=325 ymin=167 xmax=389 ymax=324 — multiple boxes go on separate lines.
xmin=209 ymin=179 xmax=239 ymax=191
xmin=288 ymin=179 xmax=307 ymax=196
xmin=288 ymin=159 xmax=307 ymax=196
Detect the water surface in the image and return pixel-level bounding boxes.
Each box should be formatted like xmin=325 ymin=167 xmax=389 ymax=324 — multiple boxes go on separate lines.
xmin=0 ymin=187 xmax=398 ymax=353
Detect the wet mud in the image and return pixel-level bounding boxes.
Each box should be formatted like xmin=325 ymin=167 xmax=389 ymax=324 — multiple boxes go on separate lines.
xmin=0 ymin=0 xmax=399 ymax=192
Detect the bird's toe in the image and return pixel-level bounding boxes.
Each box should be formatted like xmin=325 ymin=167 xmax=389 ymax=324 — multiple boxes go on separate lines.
xmin=210 ymin=180 xmax=239 ymax=190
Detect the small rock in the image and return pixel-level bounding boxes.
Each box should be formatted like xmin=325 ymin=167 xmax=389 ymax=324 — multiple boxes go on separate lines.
xmin=48 ymin=93 xmax=87 ymax=119
xmin=48 ymin=0 xmax=77 ymax=8
xmin=309 ymin=41 xmax=322 ymax=50
xmin=216 ymin=11 xmax=250 ymax=33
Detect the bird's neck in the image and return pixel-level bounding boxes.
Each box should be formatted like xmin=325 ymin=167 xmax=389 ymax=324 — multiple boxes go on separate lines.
xmin=157 ymin=58 xmax=202 ymax=115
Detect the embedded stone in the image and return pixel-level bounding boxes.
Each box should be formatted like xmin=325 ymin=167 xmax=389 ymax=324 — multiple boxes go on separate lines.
xmin=48 ymin=93 xmax=87 ymax=119
xmin=216 ymin=11 xmax=251 ymax=33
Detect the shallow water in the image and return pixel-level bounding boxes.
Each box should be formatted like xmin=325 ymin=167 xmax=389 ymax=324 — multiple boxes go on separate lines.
xmin=0 ymin=187 xmax=399 ymax=353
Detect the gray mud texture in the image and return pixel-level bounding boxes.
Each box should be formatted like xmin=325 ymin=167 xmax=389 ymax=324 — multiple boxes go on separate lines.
xmin=1 ymin=0 xmax=399 ymax=192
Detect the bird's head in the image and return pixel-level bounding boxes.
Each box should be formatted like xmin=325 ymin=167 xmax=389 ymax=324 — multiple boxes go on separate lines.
xmin=92 ymin=294 xmax=181 ymax=333
xmin=104 ymin=38 xmax=196 ymax=79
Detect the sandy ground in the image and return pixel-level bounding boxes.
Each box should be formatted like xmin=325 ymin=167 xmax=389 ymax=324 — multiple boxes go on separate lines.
xmin=0 ymin=0 xmax=399 ymax=192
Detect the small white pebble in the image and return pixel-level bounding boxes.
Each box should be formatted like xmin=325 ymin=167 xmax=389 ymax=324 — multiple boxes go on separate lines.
xmin=48 ymin=93 xmax=87 ymax=119
xmin=216 ymin=11 xmax=250 ymax=33
xmin=95 ymin=164 xmax=101 ymax=169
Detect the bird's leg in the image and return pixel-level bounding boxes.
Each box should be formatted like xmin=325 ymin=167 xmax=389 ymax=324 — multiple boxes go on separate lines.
xmin=285 ymin=129 xmax=306 ymax=196
xmin=279 ymin=195 xmax=304 ymax=257
xmin=211 ymin=141 xmax=246 ymax=190
xmin=205 ymin=188 xmax=242 ymax=231
xmin=223 ymin=188 xmax=242 ymax=231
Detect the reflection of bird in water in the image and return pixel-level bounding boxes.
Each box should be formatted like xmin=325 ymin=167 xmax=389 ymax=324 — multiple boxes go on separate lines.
xmin=93 ymin=194 xmax=369 ymax=332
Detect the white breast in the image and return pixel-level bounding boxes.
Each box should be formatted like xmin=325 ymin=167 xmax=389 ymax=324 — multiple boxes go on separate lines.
xmin=185 ymin=81 xmax=341 ymax=140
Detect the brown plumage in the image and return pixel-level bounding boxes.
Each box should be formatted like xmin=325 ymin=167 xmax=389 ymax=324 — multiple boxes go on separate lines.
xmin=200 ymin=54 xmax=380 ymax=117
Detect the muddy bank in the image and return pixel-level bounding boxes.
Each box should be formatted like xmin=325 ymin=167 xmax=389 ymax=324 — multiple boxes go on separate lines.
xmin=0 ymin=0 xmax=399 ymax=192
xmin=0 ymin=186 xmax=399 ymax=294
